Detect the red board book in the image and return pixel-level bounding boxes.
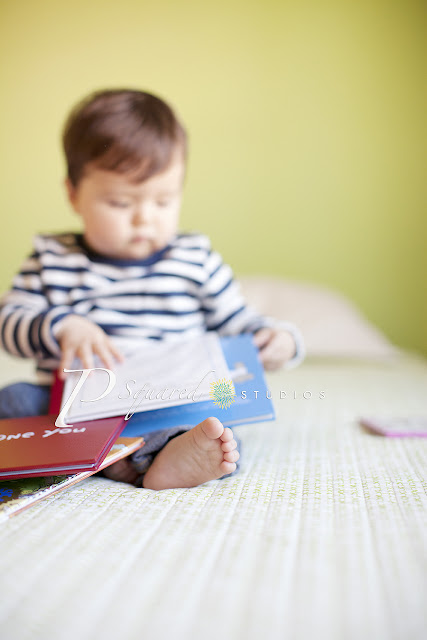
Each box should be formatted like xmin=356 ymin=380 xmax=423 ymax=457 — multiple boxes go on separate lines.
xmin=0 ymin=413 xmax=127 ymax=479
xmin=48 ymin=369 xmax=64 ymax=415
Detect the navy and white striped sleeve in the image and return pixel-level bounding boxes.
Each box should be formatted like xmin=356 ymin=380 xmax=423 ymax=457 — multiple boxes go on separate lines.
xmin=0 ymin=246 xmax=74 ymax=359
xmin=198 ymin=247 xmax=305 ymax=368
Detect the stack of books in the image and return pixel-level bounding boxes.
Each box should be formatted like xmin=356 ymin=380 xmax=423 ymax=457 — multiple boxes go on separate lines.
xmin=0 ymin=435 xmax=144 ymax=521
xmin=0 ymin=333 xmax=274 ymax=519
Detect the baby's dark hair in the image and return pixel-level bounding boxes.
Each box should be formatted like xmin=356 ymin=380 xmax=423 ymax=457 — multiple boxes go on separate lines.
xmin=62 ymin=88 xmax=187 ymax=187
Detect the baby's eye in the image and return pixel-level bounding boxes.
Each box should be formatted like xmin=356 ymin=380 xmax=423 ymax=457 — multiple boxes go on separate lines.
xmin=108 ymin=200 xmax=131 ymax=208
xmin=156 ymin=199 xmax=172 ymax=208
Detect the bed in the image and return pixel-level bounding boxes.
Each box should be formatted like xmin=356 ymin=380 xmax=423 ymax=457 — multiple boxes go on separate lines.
xmin=0 ymin=278 xmax=426 ymax=640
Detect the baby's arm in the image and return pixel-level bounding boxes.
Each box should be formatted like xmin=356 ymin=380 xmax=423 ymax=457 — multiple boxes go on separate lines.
xmin=0 ymin=248 xmax=73 ymax=360
xmin=198 ymin=246 xmax=305 ymax=370
xmin=0 ymin=243 xmax=122 ymax=376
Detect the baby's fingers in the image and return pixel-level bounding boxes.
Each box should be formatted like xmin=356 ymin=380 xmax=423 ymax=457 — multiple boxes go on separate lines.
xmin=258 ymin=337 xmax=276 ymax=360
xmin=259 ymin=339 xmax=283 ymax=370
xmin=77 ymin=343 xmax=95 ymax=371
xmin=107 ymin=340 xmax=125 ymax=365
xmin=259 ymin=350 xmax=280 ymax=371
xmin=92 ymin=342 xmax=116 ymax=371
xmin=253 ymin=328 xmax=273 ymax=349
xmin=93 ymin=339 xmax=124 ymax=371
xmin=59 ymin=346 xmax=77 ymax=379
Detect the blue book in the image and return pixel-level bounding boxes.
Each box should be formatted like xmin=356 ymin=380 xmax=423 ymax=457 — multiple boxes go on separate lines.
xmin=121 ymin=334 xmax=275 ymax=437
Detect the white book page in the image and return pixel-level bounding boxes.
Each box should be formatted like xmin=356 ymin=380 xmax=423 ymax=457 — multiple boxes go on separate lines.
xmin=61 ymin=333 xmax=231 ymax=423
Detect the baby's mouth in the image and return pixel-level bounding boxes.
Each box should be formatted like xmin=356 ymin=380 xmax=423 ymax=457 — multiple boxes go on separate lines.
xmin=130 ymin=235 xmax=152 ymax=243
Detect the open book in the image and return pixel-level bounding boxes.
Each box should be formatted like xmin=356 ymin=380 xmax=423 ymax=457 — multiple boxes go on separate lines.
xmin=60 ymin=332 xmax=230 ymax=422
xmin=53 ymin=333 xmax=275 ymax=436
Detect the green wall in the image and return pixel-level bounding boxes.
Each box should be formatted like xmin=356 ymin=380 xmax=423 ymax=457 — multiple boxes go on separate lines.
xmin=1 ymin=0 xmax=425 ymax=355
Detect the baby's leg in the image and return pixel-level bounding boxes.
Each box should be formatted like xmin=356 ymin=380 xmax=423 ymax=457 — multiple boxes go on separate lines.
xmin=101 ymin=424 xmax=192 ymax=485
xmin=141 ymin=418 xmax=239 ymax=490
xmin=103 ymin=419 xmax=241 ymax=489
xmin=0 ymin=382 xmax=51 ymax=419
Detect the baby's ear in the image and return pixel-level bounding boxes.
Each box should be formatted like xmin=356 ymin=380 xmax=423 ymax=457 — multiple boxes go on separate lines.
xmin=64 ymin=177 xmax=78 ymax=210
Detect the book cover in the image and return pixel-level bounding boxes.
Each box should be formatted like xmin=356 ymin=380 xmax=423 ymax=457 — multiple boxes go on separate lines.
xmin=51 ymin=333 xmax=275 ymax=437
xmin=0 ymin=436 xmax=144 ymax=521
xmin=0 ymin=414 xmax=128 ymax=479
xmin=360 ymin=416 xmax=427 ymax=437
xmin=122 ymin=333 xmax=275 ymax=436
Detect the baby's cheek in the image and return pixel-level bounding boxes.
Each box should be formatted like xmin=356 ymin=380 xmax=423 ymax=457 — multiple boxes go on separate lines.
xmin=108 ymin=218 xmax=129 ymax=239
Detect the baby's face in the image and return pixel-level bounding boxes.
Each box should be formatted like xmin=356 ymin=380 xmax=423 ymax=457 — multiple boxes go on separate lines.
xmin=66 ymin=153 xmax=185 ymax=261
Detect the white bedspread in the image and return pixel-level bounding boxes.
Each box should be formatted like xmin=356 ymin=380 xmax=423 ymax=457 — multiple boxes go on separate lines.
xmin=1 ymin=353 xmax=426 ymax=640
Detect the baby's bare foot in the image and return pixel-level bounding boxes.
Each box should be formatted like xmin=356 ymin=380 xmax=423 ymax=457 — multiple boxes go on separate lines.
xmin=143 ymin=417 xmax=239 ymax=490
xmin=102 ymin=458 xmax=139 ymax=484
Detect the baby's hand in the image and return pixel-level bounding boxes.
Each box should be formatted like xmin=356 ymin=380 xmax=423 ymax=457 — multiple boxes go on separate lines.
xmin=253 ymin=327 xmax=296 ymax=371
xmin=54 ymin=315 xmax=124 ymax=380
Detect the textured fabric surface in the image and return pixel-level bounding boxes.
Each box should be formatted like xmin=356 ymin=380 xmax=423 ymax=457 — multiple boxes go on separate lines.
xmin=1 ymin=354 xmax=426 ymax=640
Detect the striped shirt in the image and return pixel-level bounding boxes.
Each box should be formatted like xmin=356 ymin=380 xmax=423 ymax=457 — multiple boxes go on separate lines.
xmin=0 ymin=232 xmax=304 ymax=384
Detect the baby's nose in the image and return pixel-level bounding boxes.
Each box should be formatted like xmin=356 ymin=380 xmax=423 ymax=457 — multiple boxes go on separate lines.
xmin=132 ymin=206 xmax=151 ymax=224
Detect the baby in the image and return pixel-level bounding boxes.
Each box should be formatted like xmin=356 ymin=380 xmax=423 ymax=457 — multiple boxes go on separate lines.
xmin=0 ymin=88 xmax=304 ymax=490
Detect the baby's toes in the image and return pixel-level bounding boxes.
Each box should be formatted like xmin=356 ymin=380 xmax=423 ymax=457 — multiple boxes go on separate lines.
xmin=220 ymin=460 xmax=237 ymax=475
xmin=223 ymin=449 xmax=240 ymax=463
xmin=220 ymin=427 xmax=233 ymax=443
xmin=221 ymin=438 xmax=237 ymax=452
xmin=199 ymin=417 xmax=224 ymax=440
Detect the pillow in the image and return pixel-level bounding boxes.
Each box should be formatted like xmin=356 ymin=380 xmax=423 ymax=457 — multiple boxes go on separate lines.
xmin=237 ymin=276 xmax=399 ymax=359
